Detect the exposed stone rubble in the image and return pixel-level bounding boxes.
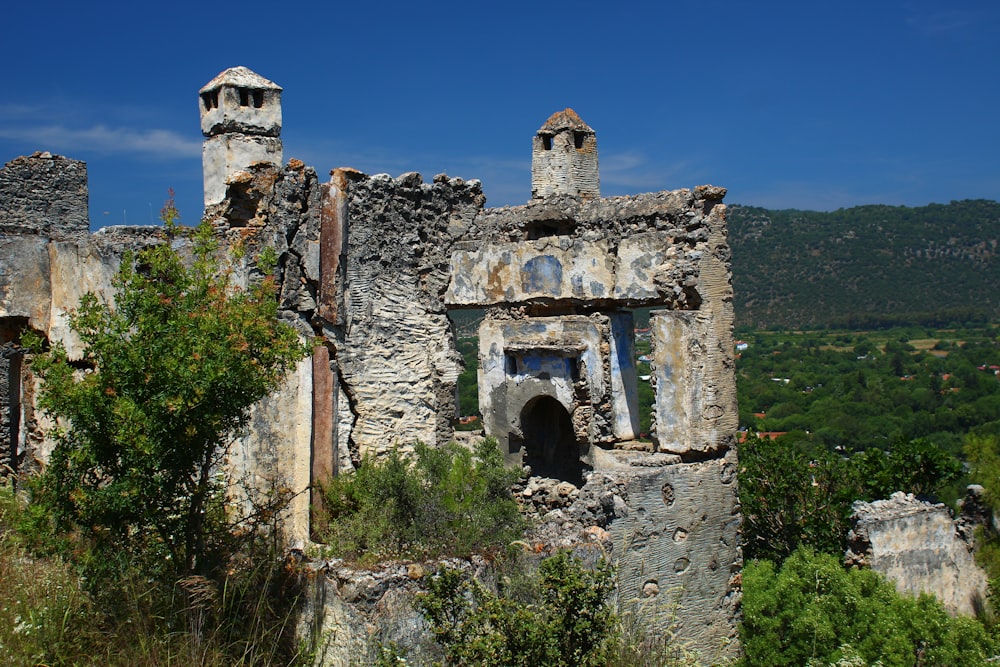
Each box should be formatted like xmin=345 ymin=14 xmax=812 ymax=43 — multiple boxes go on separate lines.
xmin=846 ymin=491 xmax=990 ymax=617
xmin=0 ymin=152 xmax=89 ymax=237
xmin=516 ymin=471 xmax=628 ymax=548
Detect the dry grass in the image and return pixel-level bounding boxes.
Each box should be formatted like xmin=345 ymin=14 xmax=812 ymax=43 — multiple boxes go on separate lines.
xmin=0 ymin=483 xmax=309 ymax=667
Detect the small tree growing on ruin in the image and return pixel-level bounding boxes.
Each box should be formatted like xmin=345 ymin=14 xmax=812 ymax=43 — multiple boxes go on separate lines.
xmin=26 ymin=197 xmax=307 ymax=578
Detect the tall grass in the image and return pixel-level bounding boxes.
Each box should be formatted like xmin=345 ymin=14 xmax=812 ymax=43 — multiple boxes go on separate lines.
xmin=0 ymin=482 xmax=310 ymax=666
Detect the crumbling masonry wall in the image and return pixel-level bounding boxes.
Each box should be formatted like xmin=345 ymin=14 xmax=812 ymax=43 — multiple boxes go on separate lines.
xmin=0 ymin=77 xmax=741 ymax=662
xmin=847 ymin=491 xmax=990 ymax=617
xmin=0 ymin=152 xmax=89 ymax=237
xmin=333 ymin=171 xmax=484 ymax=458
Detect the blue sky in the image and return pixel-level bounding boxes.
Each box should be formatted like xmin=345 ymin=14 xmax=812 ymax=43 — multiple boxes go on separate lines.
xmin=2 ymin=1 xmax=998 ymax=228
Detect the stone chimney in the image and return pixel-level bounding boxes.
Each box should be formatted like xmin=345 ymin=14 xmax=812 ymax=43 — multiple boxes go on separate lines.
xmin=200 ymin=66 xmax=283 ymax=207
xmin=531 ymin=108 xmax=599 ymax=201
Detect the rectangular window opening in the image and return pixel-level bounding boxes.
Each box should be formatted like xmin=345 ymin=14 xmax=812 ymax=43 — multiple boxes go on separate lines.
xmin=573 ymin=131 xmax=586 ymax=149
xmin=252 ymin=90 xmax=264 ymax=108
xmin=505 ymin=353 xmax=518 ymax=376
xmin=238 ymin=87 xmax=250 ymax=107
xmin=542 ymin=135 xmax=553 ymax=151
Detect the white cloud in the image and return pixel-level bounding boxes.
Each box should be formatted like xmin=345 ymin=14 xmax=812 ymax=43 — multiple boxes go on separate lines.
xmin=600 ymin=151 xmax=702 ymax=192
xmin=0 ymin=124 xmax=201 ymax=160
xmin=0 ymin=103 xmax=46 ymax=119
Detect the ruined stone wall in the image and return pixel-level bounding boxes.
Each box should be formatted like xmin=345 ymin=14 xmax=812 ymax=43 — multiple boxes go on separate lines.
xmin=334 ymin=172 xmax=484 ymax=457
xmin=2 ymin=103 xmax=741 ymax=660
xmin=847 ymin=492 xmax=989 ymax=617
xmin=204 ymin=160 xmax=324 ymax=544
xmin=448 ymin=190 xmax=715 ymax=308
xmin=605 ymin=449 xmax=741 ymax=661
xmin=0 ymin=153 xmax=89 ymax=237
xmin=0 ymin=228 xmax=158 ymax=359
xmin=447 ymin=186 xmax=736 ymax=456
xmin=0 ymin=223 xmax=165 ymax=472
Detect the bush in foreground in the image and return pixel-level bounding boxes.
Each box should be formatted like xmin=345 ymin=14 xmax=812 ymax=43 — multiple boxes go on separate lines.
xmin=318 ymin=438 xmax=524 ymax=562
xmin=416 ymin=551 xmax=615 ymax=667
xmin=1 ymin=482 xmax=309 ymax=666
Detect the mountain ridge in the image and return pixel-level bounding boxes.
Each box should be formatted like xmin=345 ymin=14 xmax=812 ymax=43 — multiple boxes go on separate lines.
xmin=727 ymin=199 xmax=1000 ymax=329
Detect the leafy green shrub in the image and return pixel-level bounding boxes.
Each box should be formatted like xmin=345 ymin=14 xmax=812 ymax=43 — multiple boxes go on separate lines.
xmin=963 ymin=433 xmax=1000 ymax=625
xmin=416 ymin=550 xmax=615 ymax=667
xmin=739 ymin=435 xmax=963 ymax=562
xmin=318 ymin=438 xmax=524 ymax=561
xmin=740 ymin=547 xmax=995 ymax=667
xmin=854 ymin=438 xmax=962 ymax=501
xmin=25 ymin=198 xmax=307 ymax=579
xmin=739 ymin=436 xmax=863 ymax=561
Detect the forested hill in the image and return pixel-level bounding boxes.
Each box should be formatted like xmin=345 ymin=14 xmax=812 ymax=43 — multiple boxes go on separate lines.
xmin=727 ymin=199 xmax=1000 ymax=329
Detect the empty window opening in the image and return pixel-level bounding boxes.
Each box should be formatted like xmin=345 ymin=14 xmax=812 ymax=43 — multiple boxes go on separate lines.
xmin=542 ymin=134 xmax=553 ymax=151
xmin=519 ymin=396 xmax=582 ymax=485
xmin=448 ymin=309 xmax=485 ymax=428
xmin=573 ymin=131 xmax=586 ymax=149
xmin=1 ymin=339 xmax=24 ymax=476
xmin=505 ymin=353 xmax=517 ymax=375
xmin=0 ymin=317 xmax=31 ymax=346
xmin=238 ymin=87 xmax=250 ymax=107
xmin=252 ymin=90 xmax=264 ymax=108
xmin=201 ymin=91 xmax=220 ymax=111
xmin=631 ymin=308 xmax=654 ymax=439
xmin=525 ymin=218 xmax=577 ymax=240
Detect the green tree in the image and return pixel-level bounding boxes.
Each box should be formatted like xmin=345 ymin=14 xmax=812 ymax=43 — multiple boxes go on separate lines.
xmin=855 ymin=438 xmax=962 ymax=501
xmin=739 ymin=435 xmax=962 ymax=562
xmin=738 ymin=436 xmax=862 ymax=561
xmin=966 ymin=433 xmax=1000 ymax=508
xmin=741 ymin=547 xmax=994 ymax=667
xmin=27 ymin=199 xmax=307 ymax=578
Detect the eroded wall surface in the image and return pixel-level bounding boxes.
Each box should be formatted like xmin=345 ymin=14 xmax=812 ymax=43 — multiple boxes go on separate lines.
xmin=606 ymin=449 xmax=741 ymax=662
xmin=847 ymin=492 xmax=989 ymax=617
xmin=333 ymin=171 xmax=484 ymax=457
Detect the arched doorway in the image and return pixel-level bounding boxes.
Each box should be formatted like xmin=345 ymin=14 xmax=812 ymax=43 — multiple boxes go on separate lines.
xmin=519 ymin=396 xmax=582 ymax=485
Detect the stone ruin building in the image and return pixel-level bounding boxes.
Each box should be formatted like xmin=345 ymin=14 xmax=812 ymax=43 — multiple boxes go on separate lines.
xmin=0 ymin=67 xmax=741 ymax=662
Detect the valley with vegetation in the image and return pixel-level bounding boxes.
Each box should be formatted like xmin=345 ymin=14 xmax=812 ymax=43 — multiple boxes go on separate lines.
xmin=728 ymin=199 xmax=1000 ymax=330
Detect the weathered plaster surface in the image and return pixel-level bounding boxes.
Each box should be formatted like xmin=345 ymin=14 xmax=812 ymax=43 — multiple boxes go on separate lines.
xmin=848 ymin=492 xmax=989 ymax=617
xmin=607 ymin=449 xmax=741 ymax=662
